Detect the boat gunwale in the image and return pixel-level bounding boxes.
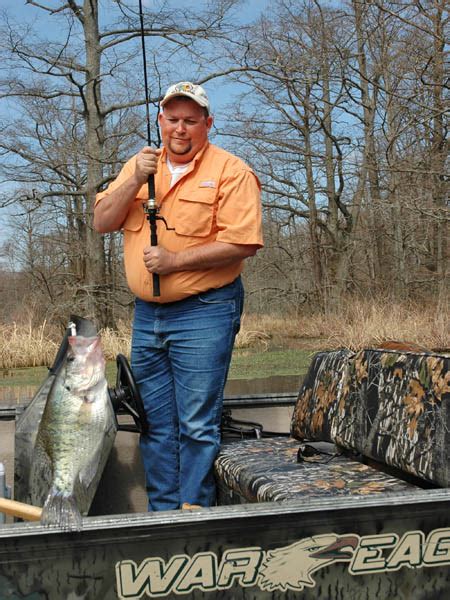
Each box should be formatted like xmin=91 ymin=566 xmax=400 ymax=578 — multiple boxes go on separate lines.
xmin=1 ymin=487 xmax=450 ymax=540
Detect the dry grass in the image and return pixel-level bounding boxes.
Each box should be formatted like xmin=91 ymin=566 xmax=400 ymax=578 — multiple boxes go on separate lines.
xmin=99 ymin=321 xmax=132 ymax=360
xmin=0 ymin=320 xmax=60 ymax=369
xmin=0 ymin=320 xmax=133 ymax=370
xmin=0 ymin=298 xmax=447 ymax=369
xmin=322 ymin=298 xmax=449 ymax=352
xmin=238 ymin=313 xmax=328 ymax=344
xmin=234 ymin=298 xmax=448 ymax=353
xmin=235 ymin=315 xmax=271 ymax=350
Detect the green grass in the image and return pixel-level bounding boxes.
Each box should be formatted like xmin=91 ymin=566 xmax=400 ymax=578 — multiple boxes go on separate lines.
xmin=0 ymin=348 xmax=314 ymax=389
xmin=229 ymin=348 xmax=313 ymax=379
xmin=0 ymin=366 xmax=50 ymax=388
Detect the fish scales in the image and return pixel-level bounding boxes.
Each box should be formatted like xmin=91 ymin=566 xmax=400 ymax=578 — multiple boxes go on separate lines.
xmin=30 ymin=335 xmax=117 ymax=531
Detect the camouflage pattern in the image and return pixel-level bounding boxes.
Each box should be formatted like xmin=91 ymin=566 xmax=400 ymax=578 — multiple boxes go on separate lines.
xmin=214 ymin=437 xmax=418 ymax=504
xmin=291 ymin=349 xmax=450 ymax=487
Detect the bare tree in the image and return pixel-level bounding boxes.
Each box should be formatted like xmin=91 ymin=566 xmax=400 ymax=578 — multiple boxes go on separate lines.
xmin=219 ymin=0 xmax=448 ymax=312
xmin=1 ymin=0 xmax=446 ymax=324
xmin=220 ymin=0 xmax=357 ymax=310
xmin=0 ymin=0 xmax=243 ymax=327
xmin=350 ymin=0 xmax=448 ymax=300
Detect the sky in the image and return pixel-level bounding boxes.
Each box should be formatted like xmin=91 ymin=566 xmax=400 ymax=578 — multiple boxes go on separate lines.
xmin=0 ymin=0 xmax=271 ymax=124
xmin=1 ymin=0 xmax=271 ymax=29
xmin=0 ymin=0 xmax=271 ymax=247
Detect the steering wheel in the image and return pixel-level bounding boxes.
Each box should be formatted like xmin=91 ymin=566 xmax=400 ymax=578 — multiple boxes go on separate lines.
xmin=108 ymin=354 xmax=148 ymax=434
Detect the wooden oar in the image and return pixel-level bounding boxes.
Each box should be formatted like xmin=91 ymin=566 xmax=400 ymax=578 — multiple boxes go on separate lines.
xmin=0 ymin=497 xmax=42 ymax=521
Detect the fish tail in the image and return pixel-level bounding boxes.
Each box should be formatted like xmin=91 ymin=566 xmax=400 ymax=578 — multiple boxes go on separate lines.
xmin=41 ymin=489 xmax=83 ymax=531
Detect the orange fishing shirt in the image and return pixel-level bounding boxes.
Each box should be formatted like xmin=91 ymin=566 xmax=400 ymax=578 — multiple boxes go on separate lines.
xmin=95 ymin=142 xmax=263 ymax=303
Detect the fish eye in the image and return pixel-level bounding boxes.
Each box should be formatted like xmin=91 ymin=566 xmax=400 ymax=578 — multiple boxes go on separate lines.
xmin=67 ymin=355 xmax=75 ymax=362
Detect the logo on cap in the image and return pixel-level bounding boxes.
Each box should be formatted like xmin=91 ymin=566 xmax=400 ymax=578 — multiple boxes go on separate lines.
xmin=161 ymin=81 xmax=210 ymax=113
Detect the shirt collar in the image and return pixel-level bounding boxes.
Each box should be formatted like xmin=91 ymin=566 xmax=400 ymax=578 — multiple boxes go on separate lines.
xmin=160 ymin=141 xmax=210 ymax=168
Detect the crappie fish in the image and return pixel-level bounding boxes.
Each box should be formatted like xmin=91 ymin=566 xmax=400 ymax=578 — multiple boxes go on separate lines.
xmin=30 ymin=334 xmax=116 ymax=531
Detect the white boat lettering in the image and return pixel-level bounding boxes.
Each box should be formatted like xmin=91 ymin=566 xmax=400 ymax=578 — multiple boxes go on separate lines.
xmin=115 ymin=528 xmax=450 ymax=598
xmin=423 ymin=529 xmax=450 ymax=565
xmin=116 ymin=555 xmax=189 ymax=598
xmin=116 ymin=548 xmax=263 ymax=599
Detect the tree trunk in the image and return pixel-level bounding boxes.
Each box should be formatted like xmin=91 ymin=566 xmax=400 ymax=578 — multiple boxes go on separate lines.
xmin=303 ymin=94 xmax=324 ymax=308
xmin=321 ymin=48 xmax=351 ymax=309
xmin=352 ymin=0 xmax=384 ymax=287
xmin=429 ymin=1 xmax=448 ymax=302
xmin=82 ymin=0 xmax=109 ymax=328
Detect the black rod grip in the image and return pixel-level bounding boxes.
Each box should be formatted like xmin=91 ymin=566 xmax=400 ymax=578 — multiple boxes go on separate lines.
xmin=147 ymin=174 xmax=160 ymax=297
xmin=148 ymin=173 xmax=156 ymax=202
xmin=149 ymin=215 xmax=158 ymax=247
xmin=152 ymin=272 xmax=160 ymax=296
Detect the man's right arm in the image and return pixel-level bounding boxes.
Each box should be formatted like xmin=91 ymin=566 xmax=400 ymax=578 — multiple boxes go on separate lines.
xmin=94 ymin=147 xmax=161 ymax=233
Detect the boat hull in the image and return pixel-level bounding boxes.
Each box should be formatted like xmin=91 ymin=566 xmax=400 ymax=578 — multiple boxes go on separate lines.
xmin=1 ymin=490 xmax=450 ymax=599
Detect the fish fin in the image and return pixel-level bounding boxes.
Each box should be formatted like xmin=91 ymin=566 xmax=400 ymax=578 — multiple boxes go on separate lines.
xmin=41 ymin=489 xmax=83 ymax=532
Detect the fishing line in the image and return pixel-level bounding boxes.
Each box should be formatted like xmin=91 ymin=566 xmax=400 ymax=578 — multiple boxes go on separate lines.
xmin=138 ymin=0 xmax=152 ymax=148
xmin=138 ymin=0 xmax=160 ymax=296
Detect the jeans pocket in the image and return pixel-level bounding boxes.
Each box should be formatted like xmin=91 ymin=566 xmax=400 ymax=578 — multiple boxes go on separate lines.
xmin=197 ymin=278 xmax=243 ymax=336
xmin=198 ymin=277 xmax=243 ymax=305
xmin=198 ymin=290 xmax=235 ymax=306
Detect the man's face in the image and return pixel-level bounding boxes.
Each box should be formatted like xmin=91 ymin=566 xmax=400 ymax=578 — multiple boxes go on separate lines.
xmin=159 ymin=97 xmax=213 ymax=165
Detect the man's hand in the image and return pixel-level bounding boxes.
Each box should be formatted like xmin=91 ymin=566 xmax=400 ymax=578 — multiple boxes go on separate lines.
xmin=143 ymin=245 xmax=177 ymax=275
xmin=143 ymin=241 xmax=259 ymax=276
xmin=134 ymin=147 xmax=161 ymax=185
xmin=94 ymin=146 xmax=162 ymax=233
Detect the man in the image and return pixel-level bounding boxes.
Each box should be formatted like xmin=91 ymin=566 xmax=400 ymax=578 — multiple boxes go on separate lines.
xmin=94 ymin=81 xmax=263 ymax=511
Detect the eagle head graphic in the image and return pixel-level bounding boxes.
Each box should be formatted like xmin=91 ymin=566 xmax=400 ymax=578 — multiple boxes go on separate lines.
xmin=258 ymin=533 xmax=358 ymax=592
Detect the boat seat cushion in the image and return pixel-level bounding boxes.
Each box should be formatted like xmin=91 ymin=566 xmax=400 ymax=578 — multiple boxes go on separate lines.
xmin=214 ymin=437 xmax=419 ymax=504
xmin=290 ymin=349 xmax=450 ymax=487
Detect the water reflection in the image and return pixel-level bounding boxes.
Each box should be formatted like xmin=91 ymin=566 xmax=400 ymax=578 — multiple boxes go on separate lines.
xmin=0 ymin=375 xmax=301 ymax=407
xmin=225 ymin=375 xmax=301 ymax=396
xmin=0 ymin=385 xmax=37 ymax=406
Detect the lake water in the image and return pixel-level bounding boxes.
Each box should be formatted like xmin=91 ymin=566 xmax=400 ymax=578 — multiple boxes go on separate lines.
xmin=0 ymin=373 xmax=301 ymax=406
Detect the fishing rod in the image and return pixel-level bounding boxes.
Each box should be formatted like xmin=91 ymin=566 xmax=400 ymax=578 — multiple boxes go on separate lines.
xmin=138 ymin=0 xmax=160 ymax=297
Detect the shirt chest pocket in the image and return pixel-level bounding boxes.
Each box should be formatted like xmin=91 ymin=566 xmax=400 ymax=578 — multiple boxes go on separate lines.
xmin=175 ymin=188 xmax=217 ymax=237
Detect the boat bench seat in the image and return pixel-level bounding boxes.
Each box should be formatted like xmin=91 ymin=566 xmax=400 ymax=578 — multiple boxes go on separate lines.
xmin=215 ymin=437 xmax=418 ymax=505
xmin=215 ymin=348 xmax=449 ymax=505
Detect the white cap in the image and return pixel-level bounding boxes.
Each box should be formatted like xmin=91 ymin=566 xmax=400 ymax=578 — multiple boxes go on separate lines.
xmin=161 ymin=82 xmax=210 ymax=114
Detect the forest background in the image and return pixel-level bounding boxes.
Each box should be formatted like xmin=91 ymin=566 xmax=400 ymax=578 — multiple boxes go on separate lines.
xmin=0 ymin=0 xmax=448 ymax=372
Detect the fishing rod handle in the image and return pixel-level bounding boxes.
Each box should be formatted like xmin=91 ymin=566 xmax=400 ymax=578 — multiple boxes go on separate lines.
xmin=148 ymin=220 xmax=160 ymax=297
xmin=147 ymin=173 xmax=160 ymax=297
xmin=148 ymin=172 xmax=156 ymax=203
xmin=149 ymin=217 xmax=158 ymax=246
xmin=152 ymin=272 xmax=160 ymax=297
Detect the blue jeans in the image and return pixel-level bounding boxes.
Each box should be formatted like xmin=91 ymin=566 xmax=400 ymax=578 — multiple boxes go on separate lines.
xmin=131 ymin=277 xmax=243 ymax=511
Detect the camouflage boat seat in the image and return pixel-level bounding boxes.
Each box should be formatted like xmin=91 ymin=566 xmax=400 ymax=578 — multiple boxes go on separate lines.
xmin=291 ymin=348 xmax=450 ymax=487
xmin=215 ymin=437 xmax=418 ymax=505
xmin=215 ymin=349 xmax=449 ymax=505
